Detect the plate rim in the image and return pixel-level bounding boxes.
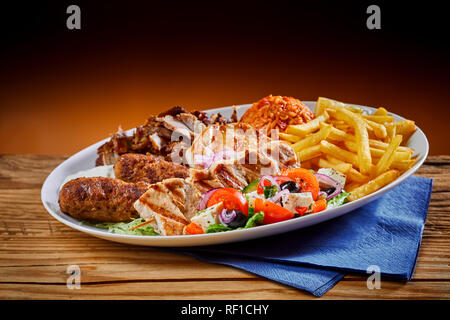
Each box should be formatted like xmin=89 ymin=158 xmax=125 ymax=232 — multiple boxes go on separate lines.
xmin=41 ymin=101 xmax=429 ymax=246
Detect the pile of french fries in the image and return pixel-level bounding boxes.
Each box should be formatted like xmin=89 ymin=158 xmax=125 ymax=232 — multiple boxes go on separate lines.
xmin=280 ymin=97 xmax=417 ymax=202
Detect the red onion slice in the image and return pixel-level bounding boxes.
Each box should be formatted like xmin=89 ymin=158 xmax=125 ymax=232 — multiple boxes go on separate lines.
xmin=257 ymin=175 xmax=280 ymax=192
xmin=197 ymin=187 xmax=222 ymax=211
xmin=313 ymin=173 xmax=342 ymax=200
xmin=219 ymin=209 xmax=236 ymax=225
xmin=268 ymin=189 xmax=290 ymax=204
xmin=318 ymin=191 xmax=328 ymax=200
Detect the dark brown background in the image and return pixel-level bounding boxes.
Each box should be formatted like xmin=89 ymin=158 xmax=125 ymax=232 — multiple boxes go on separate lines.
xmin=1 ymin=1 xmax=449 ymax=155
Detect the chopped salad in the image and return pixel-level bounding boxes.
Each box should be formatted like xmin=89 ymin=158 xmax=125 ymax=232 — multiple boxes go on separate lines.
xmin=184 ymin=167 xmax=350 ymax=235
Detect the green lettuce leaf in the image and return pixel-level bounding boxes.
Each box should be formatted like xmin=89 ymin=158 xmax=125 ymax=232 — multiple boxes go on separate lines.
xmin=243 ymin=211 xmax=264 ymax=228
xmin=326 ymin=192 xmax=351 ymax=209
xmin=206 ymin=224 xmax=233 ymax=233
xmin=82 ymin=218 xmax=159 ymax=236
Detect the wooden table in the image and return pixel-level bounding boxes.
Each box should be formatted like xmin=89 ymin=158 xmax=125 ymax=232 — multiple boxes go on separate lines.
xmin=0 ymin=155 xmax=449 ymax=299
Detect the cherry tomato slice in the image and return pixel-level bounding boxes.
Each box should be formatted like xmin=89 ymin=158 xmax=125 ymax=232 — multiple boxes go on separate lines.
xmin=254 ymin=198 xmax=294 ymax=224
xmin=281 ymin=168 xmax=319 ymax=200
xmin=207 ymin=188 xmax=248 ymax=214
xmin=312 ymin=199 xmax=327 ymax=213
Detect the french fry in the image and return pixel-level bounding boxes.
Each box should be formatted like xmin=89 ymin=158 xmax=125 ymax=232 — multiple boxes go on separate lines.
xmin=344 ymin=140 xmax=411 ymax=161
xmin=329 ymin=120 xmax=346 ymax=126
xmin=390 ymin=159 xmax=416 ymax=171
xmin=368 ymin=139 xmax=414 ymax=154
xmin=373 ymin=107 xmax=388 ymax=116
xmin=385 ymin=123 xmax=396 ymax=143
xmin=317 ymin=158 xmax=352 ymax=174
xmin=279 ymin=132 xmax=301 ymax=143
xmin=319 ymin=140 xmax=360 ymax=168
xmin=348 ymin=170 xmax=400 ymax=202
xmin=334 ymin=123 xmax=353 ymax=132
xmin=286 ymin=111 xmax=329 ymax=137
xmin=345 ymin=182 xmax=361 ymax=192
xmin=315 ymin=97 xmax=345 ymax=115
xmin=393 ymin=120 xmax=416 ymax=142
xmin=364 ymin=118 xmax=387 ymax=139
xmin=345 ymin=106 xmax=362 ymax=114
xmin=316 ymin=97 xmax=361 ymax=115
xmin=333 ymin=108 xmax=372 ymax=174
xmin=373 ymin=135 xmax=403 ymax=177
xmin=362 ymin=115 xmax=395 ymax=123
xmin=326 ymin=125 xmax=356 ymax=142
xmin=326 ymin=155 xmax=352 ymax=166
xmin=296 ymin=144 xmax=322 ymax=162
xmin=346 ymin=168 xmax=369 ymax=184
xmin=291 ymin=124 xmax=332 ymax=152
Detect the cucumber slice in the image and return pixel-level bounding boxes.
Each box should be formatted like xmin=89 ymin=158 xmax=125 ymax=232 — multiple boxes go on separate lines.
xmin=242 ymin=179 xmax=260 ymax=193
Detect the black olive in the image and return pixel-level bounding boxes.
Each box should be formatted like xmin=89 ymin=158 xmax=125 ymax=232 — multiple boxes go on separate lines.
xmin=323 ymin=187 xmax=336 ymax=196
xmin=227 ymin=211 xmax=248 ymax=228
xmin=280 ymin=181 xmax=300 ymax=193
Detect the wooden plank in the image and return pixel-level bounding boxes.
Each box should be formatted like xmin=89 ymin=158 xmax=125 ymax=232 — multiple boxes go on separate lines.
xmin=0 ymin=280 xmax=449 ymax=300
xmin=0 ymin=155 xmax=449 ymax=299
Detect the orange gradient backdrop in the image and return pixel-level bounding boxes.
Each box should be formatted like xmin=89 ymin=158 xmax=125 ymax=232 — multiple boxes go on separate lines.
xmin=1 ymin=2 xmax=449 ymax=155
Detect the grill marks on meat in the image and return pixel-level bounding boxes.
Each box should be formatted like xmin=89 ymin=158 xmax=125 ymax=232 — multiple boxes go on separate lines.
xmin=208 ymin=150 xmax=281 ymax=190
xmin=134 ymin=178 xmax=201 ymax=236
xmin=187 ymin=168 xmax=224 ymax=194
xmin=114 ymin=153 xmax=189 ymax=184
xmin=58 ymin=177 xmax=150 ymax=222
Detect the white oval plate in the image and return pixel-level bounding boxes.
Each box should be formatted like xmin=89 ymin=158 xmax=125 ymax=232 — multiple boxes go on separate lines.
xmin=41 ymin=101 xmax=429 ymax=247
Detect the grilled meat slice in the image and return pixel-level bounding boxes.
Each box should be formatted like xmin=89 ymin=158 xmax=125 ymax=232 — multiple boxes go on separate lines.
xmin=176 ymin=113 xmax=206 ymax=134
xmin=114 ymin=153 xmax=189 ymax=184
xmin=208 ymin=150 xmax=281 ymax=189
xmin=210 ymin=162 xmax=248 ymax=189
xmin=160 ymin=115 xmax=192 ymax=141
xmin=58 ymin=177 xmax=150 ymax=222
xmin=95 ymin=127 xmax=133 ymax=166
xmin=148 ymin=132 xmax=166 ymax=151
xmin=187 ymin=168 xmax=225 ymax=194
xmin=134 ymin=178 xmax=201 ymax=235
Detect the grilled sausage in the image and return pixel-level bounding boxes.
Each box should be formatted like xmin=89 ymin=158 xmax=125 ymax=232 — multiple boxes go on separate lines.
xmin=58 ymin=177 xmax=150 ymax=222
xmin=114 ymin=153 xmax=189 ymax=184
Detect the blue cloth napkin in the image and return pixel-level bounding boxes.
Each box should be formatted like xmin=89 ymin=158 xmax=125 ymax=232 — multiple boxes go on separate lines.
xmin=170 ymin=176 xmax=433 ymax=297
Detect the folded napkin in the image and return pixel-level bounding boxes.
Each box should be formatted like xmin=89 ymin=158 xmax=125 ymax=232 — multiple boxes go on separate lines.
xmin=170 ymin=176 xmax=433 ymax=297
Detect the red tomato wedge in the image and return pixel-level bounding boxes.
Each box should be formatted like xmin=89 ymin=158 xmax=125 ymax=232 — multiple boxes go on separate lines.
xmin=184 ymin=222 xmax=204 ymax=235
xmin=254 ymin=198 xmax=294 ymax=224
xmin=257 ymin=176 xmax=294 ymax=194
xmin=312 ymin=199 xmax=327 ymax=213
xmin=281 ymin=168 xmax=320 ymax=200
xmin=207 ymin=188 xmax=248 ymax=214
